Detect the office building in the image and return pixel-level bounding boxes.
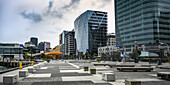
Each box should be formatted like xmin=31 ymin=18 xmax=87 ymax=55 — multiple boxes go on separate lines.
xmin=115 ymin=0 xmax=170 ymax=47
xmin=30 ymin=37 xmax=38 ymax=47
xmin=65 ymin=30 xmax=76 ymax=55
xmin=0 ymin=43 xmax=24 ymax=60
xmin=60 ymin=31 xmax=68 ymax=57
xmin=24 ymin=41 xmax=35 ymax=47
xmin=38 ymin=41 xmax=50 ymax=52
xmin=74 ymin=10 xmax=107 ymax=54
xmin=107 ymin=33 xmax=116 ymax=46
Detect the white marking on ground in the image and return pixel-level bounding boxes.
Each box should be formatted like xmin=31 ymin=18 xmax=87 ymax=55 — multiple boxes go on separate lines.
xmin=40 ymin=67 xmax=48 ymax=69
xmin=68 ymin=63 xmax=79 ymax=68
xmin=148 ymin=74 xmax=157 ymax=77
xmin=27 ymin=73 xmax=51 ymax=78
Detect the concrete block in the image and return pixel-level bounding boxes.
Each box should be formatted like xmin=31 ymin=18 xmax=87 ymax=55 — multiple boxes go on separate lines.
xmin=33 ymin=65 xmax=38 ymax=70
xmin=125 ymin=79 xmax=164 ymax=85
xmin=102 ymin=73 xmax=115 ymax=81
xmin=90 ymin=68 xmax=96 ymax=74
xmin=84 ymin=67 xmax=88 ymax=71
xmin=125 ymin=79 xmax=141 ymax=85
xmin=19 ymin=70 xmax=28 ymax=77
xmin=28 ymin=68 xmax=35 ymax=73
xmin=3 ymin=75 xmax=18 ymax=84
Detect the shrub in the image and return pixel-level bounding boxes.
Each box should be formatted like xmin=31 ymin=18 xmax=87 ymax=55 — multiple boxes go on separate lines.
xmin=97 ymin=57 xmax=101 ymax=62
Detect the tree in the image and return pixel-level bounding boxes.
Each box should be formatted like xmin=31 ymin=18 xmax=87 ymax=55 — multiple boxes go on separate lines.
xmin=82 ymin=54 xmax=85 ymax=59
xmin=102 ymin=53 xmax=106 ymax=61
xmin=87 ymin=54 xmax=92 ymax=59
xmin=93 ymin=53 xmax=98 ymax=57
xmin=132 ymin=48 xmax=141 ymax=55
xmin=25 ymin=51 xmax=34 ymax=59
xmin=40 ymin=53 xmax=46 ymax=58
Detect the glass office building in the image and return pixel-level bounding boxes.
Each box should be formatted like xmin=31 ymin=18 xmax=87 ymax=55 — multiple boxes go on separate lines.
xmin=115 ymin=0 xmax=170 ymax=47
xmin=74 ymin=10 xmax=107 ymax=54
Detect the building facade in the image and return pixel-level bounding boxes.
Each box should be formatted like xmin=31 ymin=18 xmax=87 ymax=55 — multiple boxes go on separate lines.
xmin=38 ymin=41 xmax=50 ymax=52
xmin=74 ymin=10 xmax=107 ymax=54
xmin=0 ymin=43 xmax=24 ymax=60
xmin=59 ymin=30 xmax=68 ymax=57
xmin=115 ymin=0 xmax=170 ymax=48
xmin=30 ymin=37 xmax=38 ymax=47
xmin=107 ymin=33 xmax=116 ymax=46
xmin=64 ymin=30 xmax=76 ymax=55
xmin=24 ymin=41 xmax=35 ymax=47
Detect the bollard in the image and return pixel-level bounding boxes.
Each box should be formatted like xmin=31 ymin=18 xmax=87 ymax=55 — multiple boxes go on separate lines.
xmin=31 ymin=61 xmax=34 ymax=66
xmin=19 ymin=62 xmax=22 ymax=69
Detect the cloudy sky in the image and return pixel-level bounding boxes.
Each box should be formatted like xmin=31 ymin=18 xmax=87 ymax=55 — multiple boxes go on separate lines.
xmin=0 ymin=0 xmax=115 ymax=48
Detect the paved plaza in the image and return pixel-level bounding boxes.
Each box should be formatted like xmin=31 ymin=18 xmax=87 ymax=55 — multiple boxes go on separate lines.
xmin=0 ymin=60 xmax=170 ymax=85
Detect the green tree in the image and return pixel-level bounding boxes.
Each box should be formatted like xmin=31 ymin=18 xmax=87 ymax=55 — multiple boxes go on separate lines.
xmin=82 ymin=54 xmax=85 ymax=59
xmin=132 ymin=49 xmax=141 ymax=55
xmin=87 ymin=54 xmax=92 ymax=59
xmin=97 ymin=57 xmax=101 ymax=62
xmin=93 ymin=53 xmax=98 ymax=57
xmin=40 ymin=53 xmax=46 ymax=58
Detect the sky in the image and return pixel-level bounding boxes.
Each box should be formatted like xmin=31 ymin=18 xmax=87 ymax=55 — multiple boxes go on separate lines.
xmin=0 ymin=0 xmax=115 ymax=48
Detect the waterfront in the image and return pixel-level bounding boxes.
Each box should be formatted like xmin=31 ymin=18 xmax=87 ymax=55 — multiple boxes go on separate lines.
xmin=0 ymin=66 xmax=11 ymax=71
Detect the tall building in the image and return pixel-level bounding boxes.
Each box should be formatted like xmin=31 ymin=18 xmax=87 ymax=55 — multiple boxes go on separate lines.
xmin=60 ymin=31 xmax=68 ymax=57
xmin=65 ymin=30 xmax=76 ymax=55
xmin=38 ymin=41 xmax=50 ymax=52
xmin=38 ymin=42 xmax=44 ymax=51
xmin=74 ymin=10 xmax=107 ymax=54
xmin=115 ymin=0 xmax=170 ymax=47
xmin=30 ymin=37 xmax=38 ymax=47
xmin=44 ymin=41 xmax=51 ymax=52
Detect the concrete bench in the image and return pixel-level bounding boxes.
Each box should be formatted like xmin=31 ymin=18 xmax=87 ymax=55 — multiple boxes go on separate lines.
xmin=33 ymin=65 xmax=39 ymax=70
xmin=157 ymin=72 xmax=170 ymax=80
xmin=19 ymin=70 xmax=28 ymax=77
xmin=94 ymin=63 xmax=109 ymax=66
xmin=117 ymin=67 xmax=153 ymax=72
xmin=102 ymin=73 xmax=115 ymax=81
xmin=84 ymin=67 xmax=89 ymax=71
xmin=141 ymin=65 xmax=151 ymax=67
xmin=3 ymin=75 xmax=18 ymax=84
xmin=125 ymin=79 xmax=165 ymax=85
xmin=109 ymin=64 xmax=135 ymax=68
xmin=28 ymin=68 xmax=36 ymax=73
xmin=90 ymin=68 xmax=96 ymax=74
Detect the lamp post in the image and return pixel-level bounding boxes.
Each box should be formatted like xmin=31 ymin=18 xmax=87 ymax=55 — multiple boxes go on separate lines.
xmin=134 ymin=40 xmax=138 ymax=63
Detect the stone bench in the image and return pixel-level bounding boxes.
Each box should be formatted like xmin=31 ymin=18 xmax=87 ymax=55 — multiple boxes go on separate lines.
xmin=19 ymin=70 xmax=28 ymax=77
xmin=90 ymin=68 xmax=96 ymax=74
xmin=117 ymin=67 xmax=153 ymax=72
xmin=125 ymin=79 xmax=165 ymax=85
xmin=33 ymin=65 xmax=39 ymax=70
xmin=141 ymin=65 xmax=151 ymax=67
xmin=84 ymin=67 xmax=89 ymax=71
xmin=94 ymin=63 xmax=109 ymax=66
xmin=102 ymin=73 xmax=115 ymax=81
xmin=157 ymin=72 xmax=170 ymax=80
xmin=109 ymin=64 xmax=135 ymax=68
xmin=3 ymin=75 xmax=18 ymax=84
xmin=28 ymin=68 xmax=36 ymax=73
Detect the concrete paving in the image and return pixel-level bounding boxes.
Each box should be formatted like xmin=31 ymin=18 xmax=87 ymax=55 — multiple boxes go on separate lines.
xmin=0 ymin=60 xmax=170 ymax=85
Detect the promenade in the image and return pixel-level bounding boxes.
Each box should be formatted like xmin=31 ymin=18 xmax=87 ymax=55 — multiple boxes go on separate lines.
xmin=0 ymin=60 xmax=170 ymax=85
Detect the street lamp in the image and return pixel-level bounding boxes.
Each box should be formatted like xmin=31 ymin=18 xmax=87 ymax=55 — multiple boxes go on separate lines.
xmin=134 ymin=40 xmax=138 ymax=63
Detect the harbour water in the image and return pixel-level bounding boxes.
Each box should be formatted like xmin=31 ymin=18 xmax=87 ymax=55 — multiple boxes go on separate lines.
xmin=0 ymin=66 xmax=11 ymax=71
